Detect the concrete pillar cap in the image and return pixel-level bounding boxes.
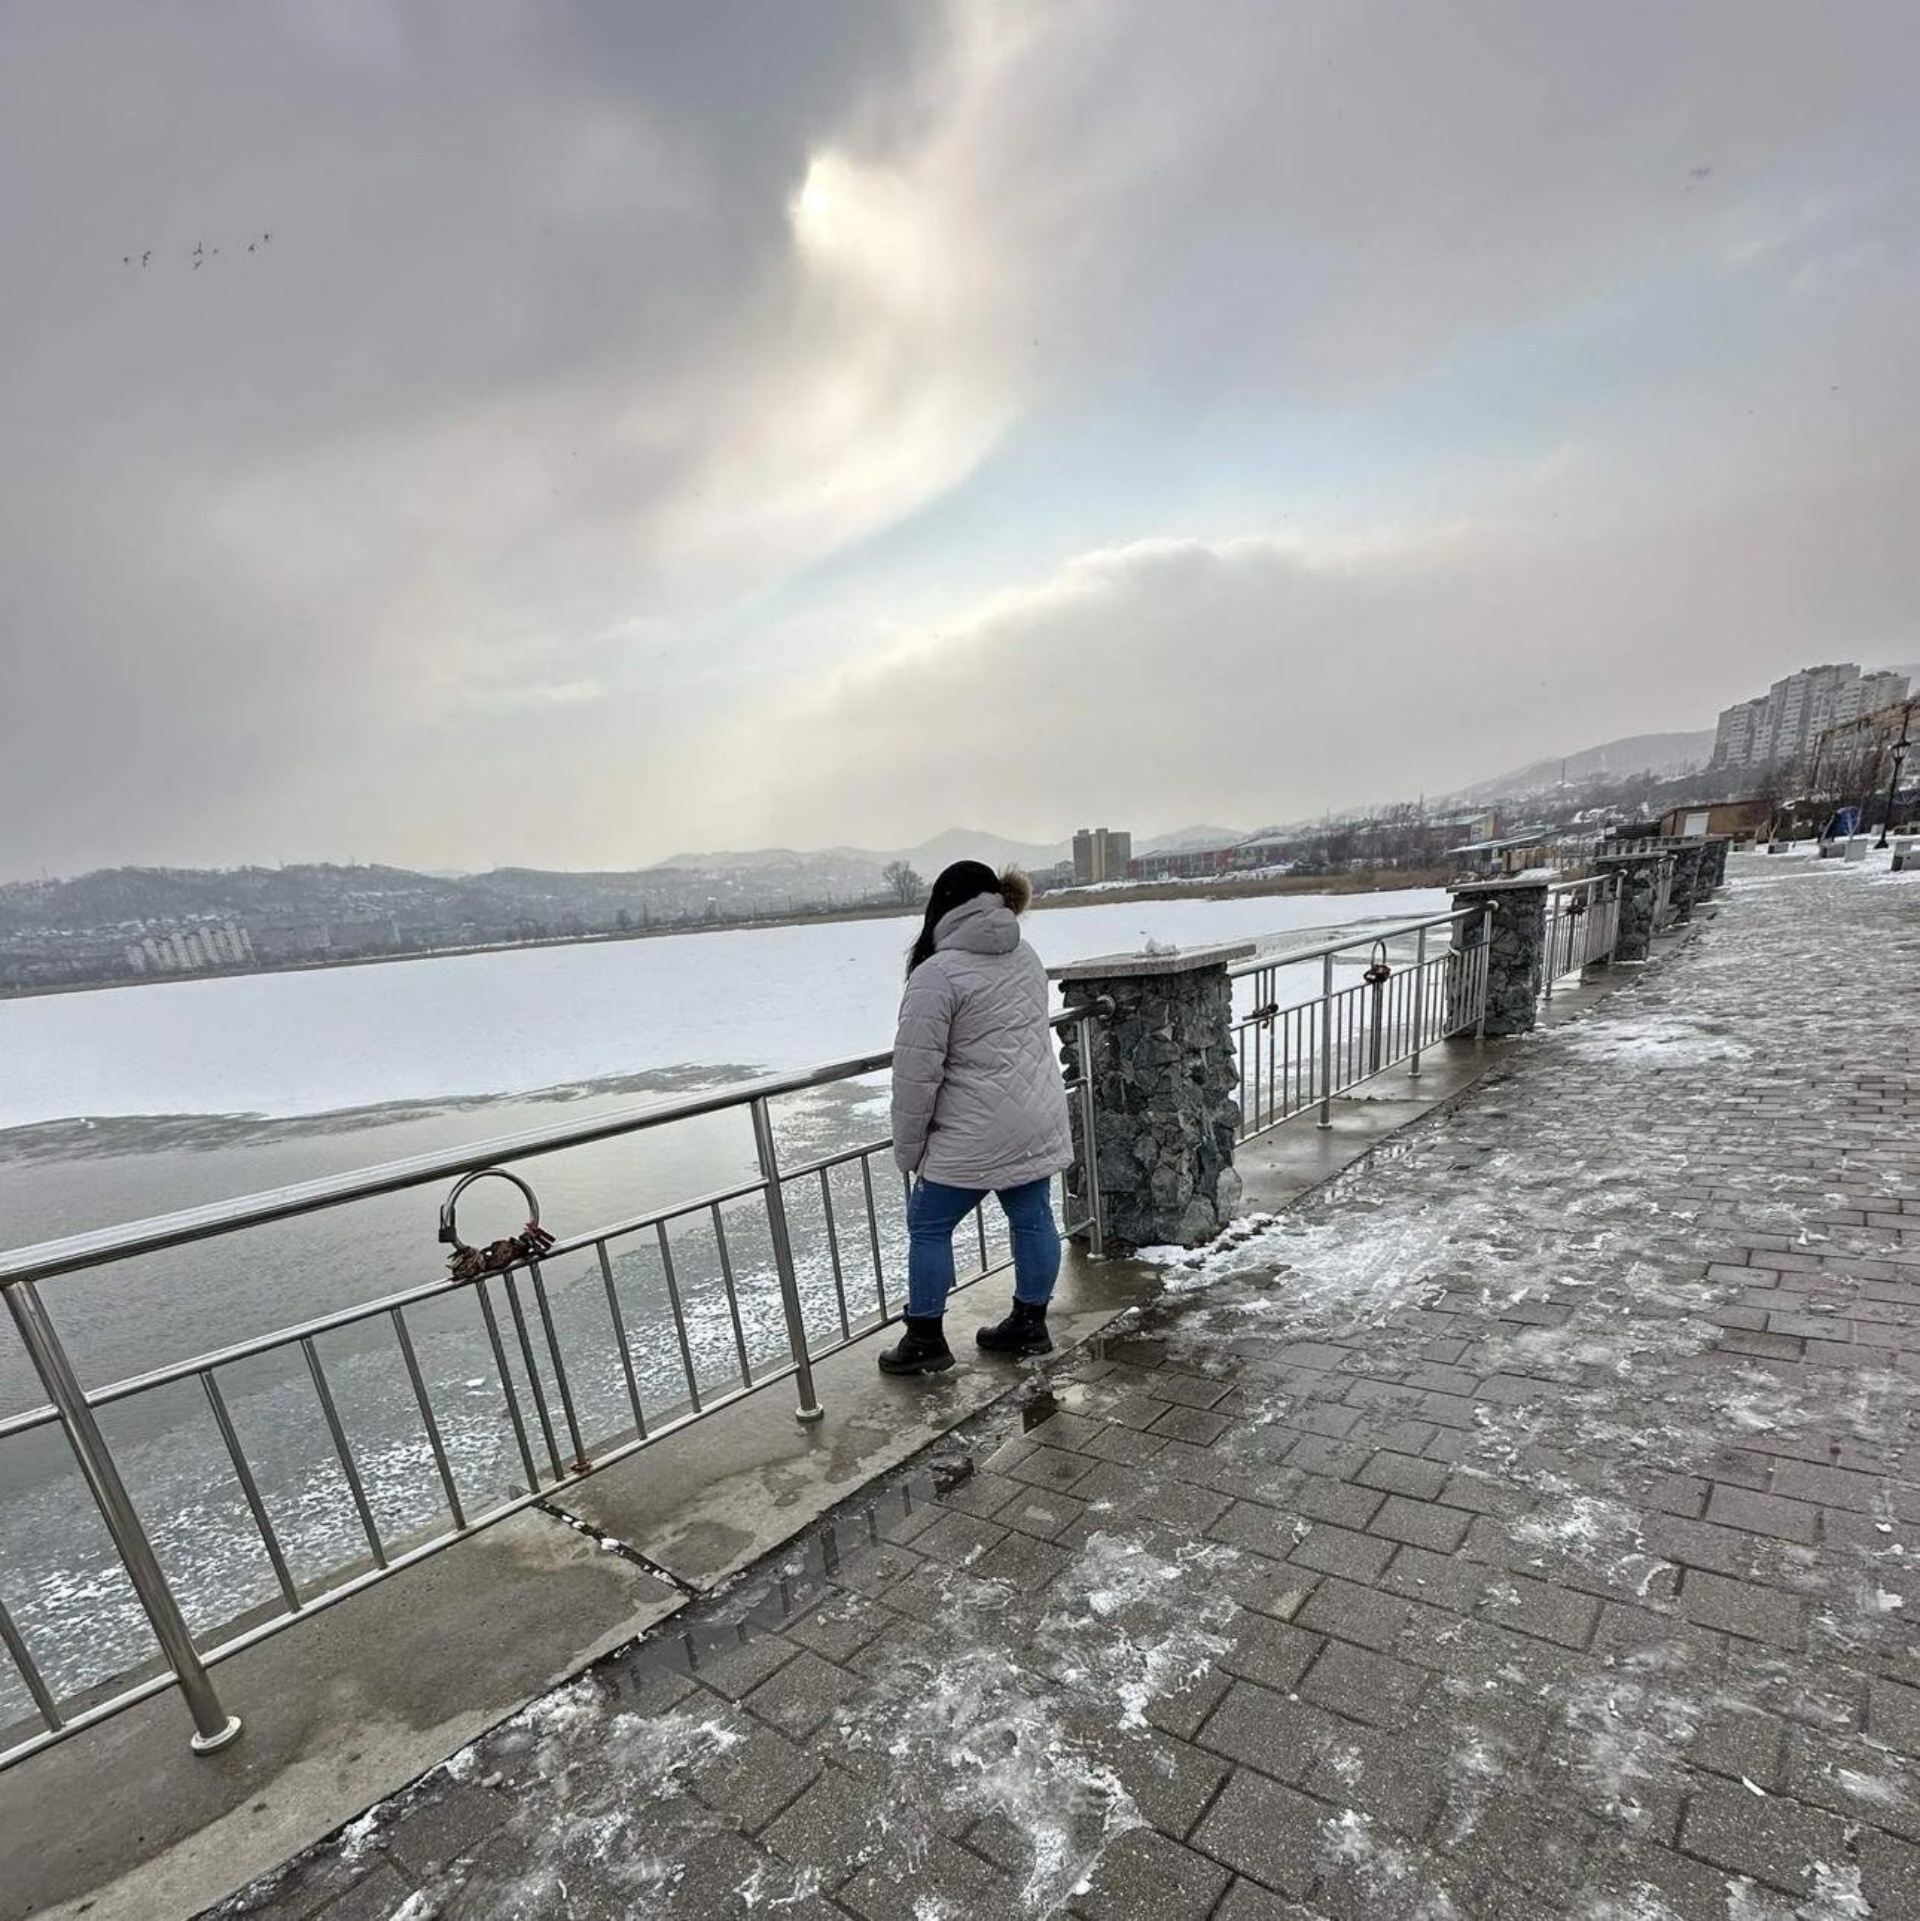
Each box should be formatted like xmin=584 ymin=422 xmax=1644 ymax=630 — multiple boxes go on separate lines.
xmin=1049 ymin=941 xmax=1255 ymax=982
xmin=1448 ymin=876 xmax=1551 ymax=897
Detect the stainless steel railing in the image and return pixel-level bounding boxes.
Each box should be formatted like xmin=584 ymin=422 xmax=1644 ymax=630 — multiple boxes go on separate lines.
xmin=0 ymin=1007 xmax=1108 ymax=1770
xmin=1227 ymin=908 xmax=1487 ymax=1137
xmin=1541 ymin=875 xmax=1617 ymax=1000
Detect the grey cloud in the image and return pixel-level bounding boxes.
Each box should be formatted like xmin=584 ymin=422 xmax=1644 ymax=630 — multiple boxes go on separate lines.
xmin=2 ymin=2 xmax=1917 ymax=874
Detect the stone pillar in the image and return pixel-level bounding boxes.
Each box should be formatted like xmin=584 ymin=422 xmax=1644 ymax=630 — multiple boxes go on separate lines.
xmin=1448 ymin=878 xmax=1549 ymax=1037
xmin=1667 ymin=841 xmax=1707 ymax=922
xmin=1703 ymin=836 xmax=1731 ymax=888
xmin=1051 ymin=942 xmax=1252 ymax=1250
xmin=1594 ymin=852 xmax=1663 ymax=963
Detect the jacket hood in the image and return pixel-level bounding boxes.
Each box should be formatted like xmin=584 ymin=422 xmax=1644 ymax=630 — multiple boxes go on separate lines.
xmin=934 ymin=894 xmax=1021 ymax=957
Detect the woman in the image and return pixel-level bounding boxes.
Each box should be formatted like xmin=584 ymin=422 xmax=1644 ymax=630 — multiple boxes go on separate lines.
xmin=880 ymin=859 xmax=1073 ymax=1375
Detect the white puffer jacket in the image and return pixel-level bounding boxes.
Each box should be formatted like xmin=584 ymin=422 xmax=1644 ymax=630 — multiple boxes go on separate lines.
xmin=890 ymin=891 xmax=1073 ymax=1190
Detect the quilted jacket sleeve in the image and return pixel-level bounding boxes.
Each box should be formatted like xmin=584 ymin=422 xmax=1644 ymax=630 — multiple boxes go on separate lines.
xmin=891 ymin=963 xmax=957 ymax=1175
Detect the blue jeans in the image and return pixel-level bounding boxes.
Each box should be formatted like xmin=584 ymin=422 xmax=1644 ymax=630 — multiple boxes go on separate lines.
xmin=906 ymin=1177 xmax=1060 ymax=1319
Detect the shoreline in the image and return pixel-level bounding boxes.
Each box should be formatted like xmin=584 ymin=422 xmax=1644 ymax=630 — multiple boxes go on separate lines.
xmin=0 ymin=865 xmax=1451 ymax=1004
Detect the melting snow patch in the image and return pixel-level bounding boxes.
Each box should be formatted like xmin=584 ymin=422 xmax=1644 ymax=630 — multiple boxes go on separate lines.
xmin=1800 ymin=1861 xmax=1872 ymax=1917
xmin=337 ymin=1810 xmax=381 ymax=1866
xmin=1557 ymin=1012 xmax=1751 ymax=1068
xmin=1584 ymin=1890 xmax=1685 ymax=1920
xmin=1831 ymin=1767 xmax=1901 ymax=1809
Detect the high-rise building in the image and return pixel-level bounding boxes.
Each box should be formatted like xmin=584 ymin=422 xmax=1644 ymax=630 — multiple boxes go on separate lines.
xmin=1709 ymin=664 xmax=1910 ymax=771
xmin=1070 ymin=827 xmax=1132 ymax=885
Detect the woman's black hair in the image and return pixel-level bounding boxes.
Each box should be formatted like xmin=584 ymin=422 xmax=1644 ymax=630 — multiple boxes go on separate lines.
xmin=906 ymin=859 xmax=1005 ymax=976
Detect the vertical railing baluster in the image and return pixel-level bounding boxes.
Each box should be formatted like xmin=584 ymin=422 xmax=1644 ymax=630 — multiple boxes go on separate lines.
xmin=1317 ymin=952 xmax=1335 ymax=1127
xmin=858 ymin=1155 xmax=890 ymax=1323
xmin=389 ymin=1309 xmax=467 ymax=1529
xmin=596 ymin=1241 xmax=650 ymax=1438
xmin=201 ymin=1370 xmax=302 ymax=1610
xmin=1411 ymin=927 xmax=1428 ymax=1075
xmin=1074 ymin=1013 xmax=1106 ymax=1258
xmin=499 ymin=1271 xmax=565 ymax=1481
xmin=750 ymin=1098 xmax=825 ymax=1424
xmin=0 ymin=1594 xmax=61 ymax=1733
xmin=4 ymin=1281 xmax=241 ymax=1753
xmin=525 ymin=1257 xmax=589 ymax=1472
xmin=655 ymin=1221 xmax=703 ymax=1415
xmin=300 ymin=1338 xmax=387 ymax=1570
xmin=710 ymin=1207 xmax=755 ymax=1389
xmin=819 ymin=1171 xmax=854 ymax=1338
xmin=472 ymin=1275 xmax=542 ymax=1492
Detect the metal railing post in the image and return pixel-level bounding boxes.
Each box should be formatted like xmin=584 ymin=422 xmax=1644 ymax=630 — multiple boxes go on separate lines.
xmin=1074 ymin=1012 xmax=1107 ymax=1258
xmin=750 ymin=1098 xmax=825 ymax=1425
xmin=1475 ymin=905 xmax=1493 ymax=1041
xmin=1410 ymin=925 xmax=1427 ymax=1078
xmin=1317 ymin=952 xmax=1335 ymax=1128
xmin=5 ymin=1282 xmax=242 ymax=1754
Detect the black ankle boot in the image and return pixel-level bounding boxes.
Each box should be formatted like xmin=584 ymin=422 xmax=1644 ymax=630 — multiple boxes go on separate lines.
xmin=976 ymin=1300 xmax=1052 ymax=1357
xmin=878 ymin=1315 xmax=955 ymax=1376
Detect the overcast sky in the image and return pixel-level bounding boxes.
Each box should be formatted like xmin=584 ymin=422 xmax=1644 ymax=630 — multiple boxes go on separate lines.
xmin=4 ymin=2 xmax=1917 ymax=878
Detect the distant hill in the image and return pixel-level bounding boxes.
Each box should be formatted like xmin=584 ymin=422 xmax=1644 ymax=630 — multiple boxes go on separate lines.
xmin=1138 ymin=825 xmax=1245 ymax=855
xmin=652 ymin=829 xmax=1071 ymax=880
xmin=1455 ymin=730 xmax=1715 ymax=800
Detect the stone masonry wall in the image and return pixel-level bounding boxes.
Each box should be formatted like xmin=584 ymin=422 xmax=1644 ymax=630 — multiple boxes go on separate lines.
xmin=1058 ymin=966 xmax=1243 ymax=1250
xmin=1449 ymin=880 xmax=1548 ymax=1038
xmin=1667 ymin=841 xmax=1706 ymax=922
xmin=1596 ymin=854 xmax=1661 ymax=963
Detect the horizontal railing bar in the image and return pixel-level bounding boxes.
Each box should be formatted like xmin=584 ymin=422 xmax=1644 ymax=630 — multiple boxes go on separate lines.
xmin=0 ymin=1401 xmax=58 ymax=1443
xmin=81 ymin=1272 xmax=469 ymax=1411
xmin=1 ymin=1667 xmax=178 ymax=1773
xmin=1 ymin=1010 xmax=1101 ymax=1291
xmin=773 ymin=1139 xmax=891 ymax=1186
xmin=1225 ymin=909 xmax=1474 ymax=978
xmin=540 ymin=1175 xmax=770 ymax=1260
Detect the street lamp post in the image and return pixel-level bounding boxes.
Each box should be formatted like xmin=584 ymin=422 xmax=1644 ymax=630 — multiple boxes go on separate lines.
xmin=1874 ymin=720 xmax=1911 ymax=851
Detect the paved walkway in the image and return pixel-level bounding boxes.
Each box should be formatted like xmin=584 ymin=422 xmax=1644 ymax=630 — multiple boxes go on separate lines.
xmin=219 ymin=857 xmax=1919 ymax=1921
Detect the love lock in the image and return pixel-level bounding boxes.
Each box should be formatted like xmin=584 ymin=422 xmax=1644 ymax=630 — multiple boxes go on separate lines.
xmin=1566 ymin=894 xmax=1588 ymax=918
xmin=1363 ymin=941 xmax=1393 ymax=1073
xmin=438 ymin=1167 xmax=556 ymax=1283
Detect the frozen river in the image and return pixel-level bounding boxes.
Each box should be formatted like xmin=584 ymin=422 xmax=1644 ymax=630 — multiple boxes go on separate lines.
xmin=0 ymin=888 xmax=1446 ymax=1131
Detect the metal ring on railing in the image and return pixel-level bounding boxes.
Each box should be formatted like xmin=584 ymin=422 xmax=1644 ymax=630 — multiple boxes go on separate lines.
xmin=438 ymin=1167 xmax=555 ymax=1283
xmin=1362 ymin=940 xmax=1393 ymax=986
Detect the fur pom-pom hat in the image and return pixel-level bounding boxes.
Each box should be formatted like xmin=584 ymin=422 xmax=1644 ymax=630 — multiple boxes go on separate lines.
xmin=998 ymin=867 xmax=1032 ymax=915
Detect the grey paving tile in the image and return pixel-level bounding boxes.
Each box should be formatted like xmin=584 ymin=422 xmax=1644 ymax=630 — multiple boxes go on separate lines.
xmin=1677 ymin=1776 xmax=1853 ymax=1895
xmin=1297 ymin=1640 xmax=1429 ymax=1730
xmin=1069 ymin=1827 xmax=1231 ymax=1919
xmin=1190 ymin=1769 xmax=1330 ymax=1897
xmin=1676 ymin=1568 xmax=1807 ymax=1648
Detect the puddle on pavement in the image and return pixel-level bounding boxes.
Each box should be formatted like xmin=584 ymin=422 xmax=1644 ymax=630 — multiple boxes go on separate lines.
xmin=604 ymin=1382 xmax=1060 ymax=1696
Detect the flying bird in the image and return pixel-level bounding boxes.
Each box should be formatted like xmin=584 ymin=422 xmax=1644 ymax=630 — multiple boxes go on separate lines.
xmin=1690 ymin=165 xmax=1713 ymax=179
xmin=141 ymin=251 xmax=151 ymax=267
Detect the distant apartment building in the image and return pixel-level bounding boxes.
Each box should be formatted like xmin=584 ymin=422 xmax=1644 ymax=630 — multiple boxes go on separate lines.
xmin=1710 ymin=664 xmax=1911 ymax=772
xmin=1071 ymin=827 xmax=1132 ymax=885
xmin=125 ymin=920 xmax=255 ymax=974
